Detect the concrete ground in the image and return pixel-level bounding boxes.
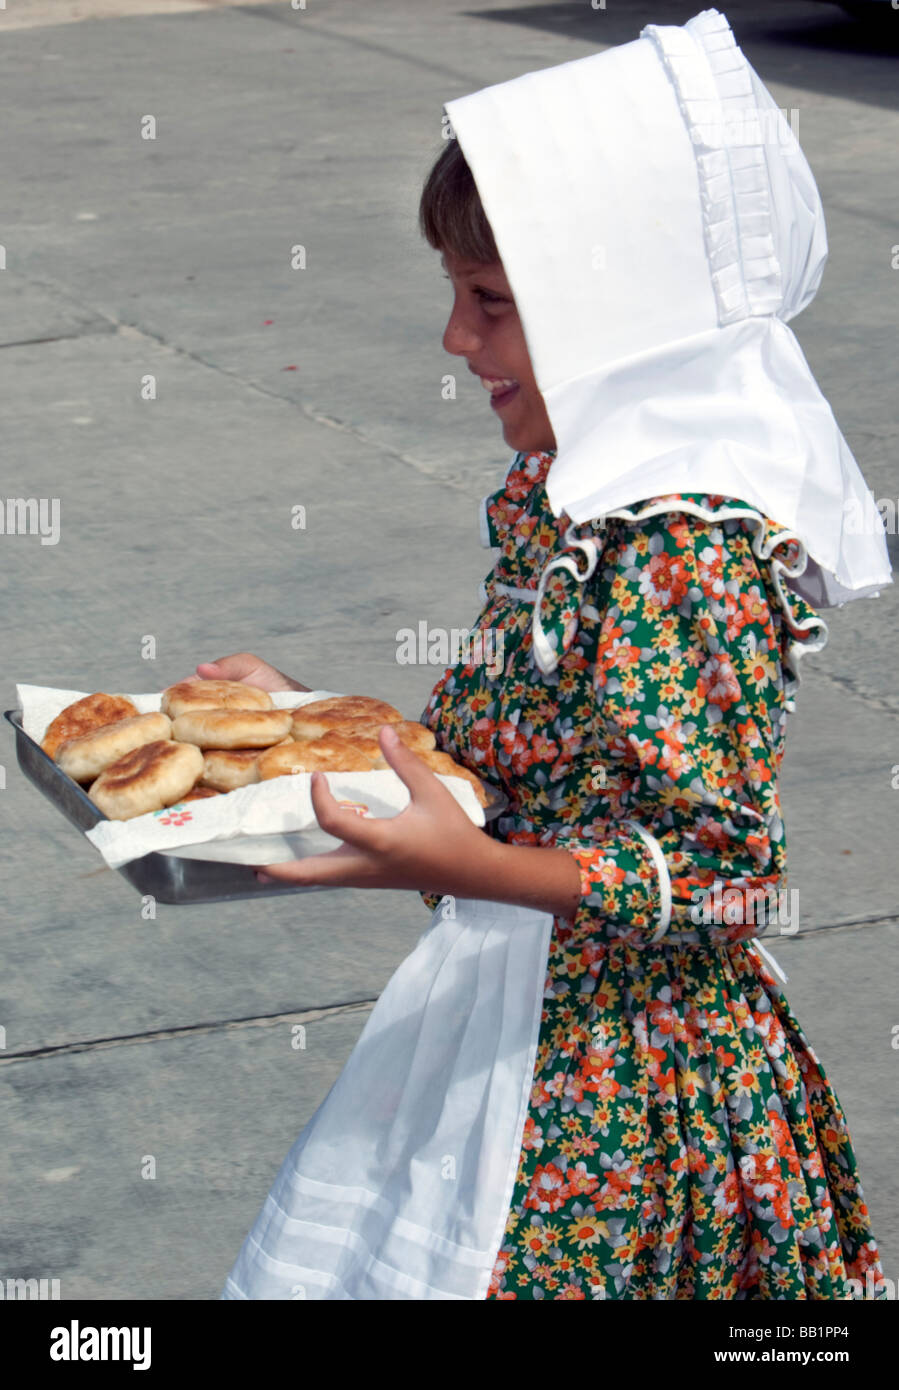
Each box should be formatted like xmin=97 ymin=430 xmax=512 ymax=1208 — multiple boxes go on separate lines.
xmin=0 ymin=0 xmax=896 ymax=1300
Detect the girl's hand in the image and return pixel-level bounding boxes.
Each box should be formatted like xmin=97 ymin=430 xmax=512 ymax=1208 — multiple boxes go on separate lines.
xmin=193 ymin=652 xmax=311 ymax=694
xmin=255 ymin=724 xmax=495 ymax=895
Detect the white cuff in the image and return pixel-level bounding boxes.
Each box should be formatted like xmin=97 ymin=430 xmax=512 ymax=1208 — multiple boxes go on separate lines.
xmin=621 ymin=818 xmax=673 ymax=943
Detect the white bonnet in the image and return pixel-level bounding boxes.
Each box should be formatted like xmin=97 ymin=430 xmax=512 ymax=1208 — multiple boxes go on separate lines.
xmin=444 ymin=8 xmax=891 ymax=606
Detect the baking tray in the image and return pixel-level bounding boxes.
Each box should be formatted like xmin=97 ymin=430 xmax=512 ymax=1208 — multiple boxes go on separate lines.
xmin=5 ymin=708 xmax=506 ymax=906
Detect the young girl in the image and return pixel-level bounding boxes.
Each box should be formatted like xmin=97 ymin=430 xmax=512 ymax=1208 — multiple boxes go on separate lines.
xmin=216 ymin=10 xmax=891 ymax=1299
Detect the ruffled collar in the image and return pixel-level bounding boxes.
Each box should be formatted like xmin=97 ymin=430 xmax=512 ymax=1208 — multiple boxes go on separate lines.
xmin=478 ymin=457 xmax=828 ymax=694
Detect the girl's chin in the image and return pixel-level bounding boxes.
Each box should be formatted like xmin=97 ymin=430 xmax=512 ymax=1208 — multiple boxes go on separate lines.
xmin=502 ymin=422 xmax=556 ymax=453
xmin=496 ymin=401 xmax=555 ymax=453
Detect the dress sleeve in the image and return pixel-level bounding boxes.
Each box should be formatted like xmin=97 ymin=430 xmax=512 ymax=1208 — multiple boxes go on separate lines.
xmin=551 ymin=506 xmax=816 ymax=948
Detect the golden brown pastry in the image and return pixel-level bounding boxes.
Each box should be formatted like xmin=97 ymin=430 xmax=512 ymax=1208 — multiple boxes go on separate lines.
xmin=56 ymin=711 xmax=173 ymax=783
xmin=256 ymin=735 xmax=378 ymax=781
xmin=42 ymin=693 xmax=140 ymax=760
xmin=329 ymin=731 xmax=389 ymax=768
xmin=88 ymin=740 xmax=204 ymax=820
xmin=160 ymin=679 xmax=273 ymax=718
xmin=200 ymin=748 xmax=262 ymax=792
xmin=289 ymin=696 xmax=403 ymax=741
xmin=171 ymin=708 xmax=293 ymax=750
xmin=179 ymin=785 xmax=222 ymax=803
xmin=351 ymin=719 xmax=437 ymax=756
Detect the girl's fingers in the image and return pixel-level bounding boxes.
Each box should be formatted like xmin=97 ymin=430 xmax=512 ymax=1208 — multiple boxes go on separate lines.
xmin=308 ymin=771 xmax=390 ymax=849
xmin=255 ymin=843 xmax=370 ymax=887
xmin=194 ymin=654 xmax=309 ymax=693
xmin=195 ymin=654 xmax=260 ymax=680
xmin=251 ymin=724 xmax=467 ymax=893
xmin=375 ymin=725 xmax=448 ymax=803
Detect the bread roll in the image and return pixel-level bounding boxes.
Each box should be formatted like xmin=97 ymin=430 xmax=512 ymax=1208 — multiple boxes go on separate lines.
xmin=56 ymin=711 xmax=173 ymax=783
xmin=88 ymin=740 xmax=204 ymax=820
xmin=352 ymin=719 xmax=436 ymax=756
xmin=171 ymin=708 xmax=292 ymax=749
xmin=42 ymin=693 xmax=139 ymax=760
xmin=160 ymin=680 xmax=273 ymax=718
xmin=329 ymin=731 xmax=388 ymax=768
xmin=201 ymin=748 xmax=262 ymax=792
xmin=179 ymin=785 xmax=222 ymax=803
xmin=289 ymin=696 xmax=403 ymax=741
xmin=257 ymin=735 xmax=377 ymax=781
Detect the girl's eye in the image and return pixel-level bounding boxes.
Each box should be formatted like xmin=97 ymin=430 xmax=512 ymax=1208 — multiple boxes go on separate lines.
xmin=442 ymin=273 xmax=507 ymax=306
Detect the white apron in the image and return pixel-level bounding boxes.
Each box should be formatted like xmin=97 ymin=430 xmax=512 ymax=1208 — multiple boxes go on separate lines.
xmin=220 ymin=896 xmax=553 ymax=1300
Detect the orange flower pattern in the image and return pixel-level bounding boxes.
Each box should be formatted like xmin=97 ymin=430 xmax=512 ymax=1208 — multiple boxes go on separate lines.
xmin=420 ymin=450 xmax=887 ymax=1300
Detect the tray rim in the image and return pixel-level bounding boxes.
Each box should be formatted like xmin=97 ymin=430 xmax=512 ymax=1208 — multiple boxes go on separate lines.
xmin=6 ymin=707 xmax=329 ymax=903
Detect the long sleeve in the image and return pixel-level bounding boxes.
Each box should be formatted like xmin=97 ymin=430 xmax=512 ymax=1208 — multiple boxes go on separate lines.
xmin=547 ymin=504 xmax=817 ymax=949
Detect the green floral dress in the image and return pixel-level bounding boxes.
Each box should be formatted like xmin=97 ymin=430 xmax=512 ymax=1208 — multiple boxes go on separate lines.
xmin=420 ymin=449 xmax=887 ymax=1301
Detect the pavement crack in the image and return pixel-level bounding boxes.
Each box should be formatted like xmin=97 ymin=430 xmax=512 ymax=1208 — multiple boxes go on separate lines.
xmin=6 ymin=262 xmax=481 ymax=496
xmin=820 ymin=198 xmax=899 ymax=234
xmin=114 ymin=322 xmax=487 ymax=497
xmin=812 ymin=666 xmax=899 ymax=719
xmin=231 ymin=6 xmax=482 ymax=84
xmin=0 ymin=327 xmax=116 ymax=350
xmin=780 ymin=912 xmax=899 ymax=937
xmin=0 ymin=998 xmax=376 ymax=1066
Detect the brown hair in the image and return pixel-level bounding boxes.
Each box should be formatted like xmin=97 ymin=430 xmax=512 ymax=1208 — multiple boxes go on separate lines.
xmin=418 ymin=136 xmax=499 ymax=264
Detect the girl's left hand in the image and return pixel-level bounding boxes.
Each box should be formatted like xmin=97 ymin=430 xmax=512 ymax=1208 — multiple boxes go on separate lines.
xmin=254 ymin=724 xmax=495 ymax=895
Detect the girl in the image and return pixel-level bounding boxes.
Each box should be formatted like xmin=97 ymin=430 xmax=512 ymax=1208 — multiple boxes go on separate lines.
xmin=217 ymin=10 xmax=891 ymax=1299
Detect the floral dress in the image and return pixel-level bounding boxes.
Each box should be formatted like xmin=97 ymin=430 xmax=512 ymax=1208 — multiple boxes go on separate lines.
xmin=420 ymin=449 xmax=887 ymax=1301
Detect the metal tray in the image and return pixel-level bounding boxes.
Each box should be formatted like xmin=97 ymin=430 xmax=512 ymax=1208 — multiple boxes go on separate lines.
xmin=5 ymin=708 xmax=506 ymax=906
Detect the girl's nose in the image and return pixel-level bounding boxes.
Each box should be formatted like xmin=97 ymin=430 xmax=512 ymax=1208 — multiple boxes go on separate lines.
xmin=443 ymin=306 xmax=481 ymax=358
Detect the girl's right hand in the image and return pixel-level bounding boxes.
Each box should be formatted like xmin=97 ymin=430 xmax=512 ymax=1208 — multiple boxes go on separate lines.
xmin=193 ymin=652 xmax=311 ymax=694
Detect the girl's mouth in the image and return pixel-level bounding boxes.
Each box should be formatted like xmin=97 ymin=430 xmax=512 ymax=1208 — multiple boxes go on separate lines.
xmin=481 ymin=377 xmax=520 ymax=410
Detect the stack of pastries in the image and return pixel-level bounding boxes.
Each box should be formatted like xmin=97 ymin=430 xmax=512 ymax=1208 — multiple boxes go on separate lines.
xmin=39 ymin=682 xmax=489 ymax=821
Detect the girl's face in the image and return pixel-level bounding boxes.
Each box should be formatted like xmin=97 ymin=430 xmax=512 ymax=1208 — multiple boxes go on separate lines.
xmin=440 ymin=249 xmax=556 ymax=454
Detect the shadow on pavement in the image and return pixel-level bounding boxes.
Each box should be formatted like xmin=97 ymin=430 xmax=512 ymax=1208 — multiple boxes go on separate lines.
xmin=464 ymin=1 xmax=899 ymax=109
